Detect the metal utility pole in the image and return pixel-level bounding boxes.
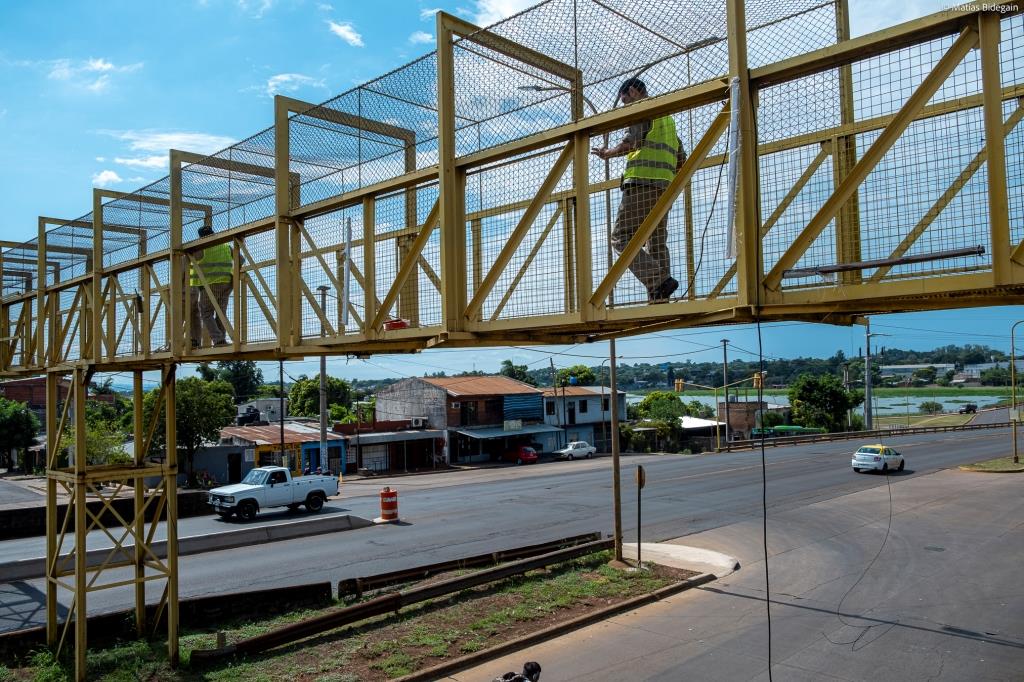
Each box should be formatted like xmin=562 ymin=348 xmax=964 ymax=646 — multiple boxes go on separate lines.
xmin=318 ymin=285 xmax=330 ymax=472
xmin=864 ymin=319 xmax=873 ymax=431
xmin=610 ymin=337 xmax=624 ymax=564
xmin=721 ymin=339 xmax=731 ymax=447
xmin=279 ymin=359 xmax=286 ymax=467
xmin=1011 ymin=320 xmax=1024 ymax=463
xmin=843 ymin=362 xmax=852 ymax=429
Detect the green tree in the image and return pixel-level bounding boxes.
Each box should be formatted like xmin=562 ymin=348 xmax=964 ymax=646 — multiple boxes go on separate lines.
xmin=499 ymin=359 xmax=536 ymax=386
xmin=215 ymin=361 xmax=264 ymax=403
xmin=60 ymin=420 xmax=130 ymax=466
xmin=636 ymin=391 xmax=686 ymax=420
xmin=196 ymin=363 xmax=219 ymax=382
xmin=684 ymin=400 xmax=715 ymax=419
xmin=555 ymin=364 xmax=597 ymax=387
xmin=256 ymin=383 xmax=284 ymax=398
xmin=919 ymin=400 xmax=943 ymax=414
xmin=0 ymin=397 xmax=40 ymax=469
xmin=912 ymin=366 xmax=938 ymax=385
xmin=329 ymin=403 xmax=354 ymax=423
xmin=980 ymin=366 xmax=1010 ymax=386
xmin=288 ymin=375 xmax=353 ymax=417
xmin=760 ymin=410 xmax=786 ymax=428
xmin=196 ymin=361 xmax=264 ymax=403
xmin=787 ymin=373 xmax=864 ymax=433
xmin=142 ymin=378 xmax=235 ymax=485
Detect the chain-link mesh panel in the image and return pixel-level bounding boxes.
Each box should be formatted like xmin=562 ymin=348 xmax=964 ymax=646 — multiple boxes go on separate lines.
xmin=1002 ymin=14 xmax=1024 ymax=252
xmin=761 ymin=27 xmax=992 ymax=290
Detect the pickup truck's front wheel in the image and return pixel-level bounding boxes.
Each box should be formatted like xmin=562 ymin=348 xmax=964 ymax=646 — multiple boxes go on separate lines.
xmin=238 ymin=500 xmax=258 ymax=521
xmin=305 ymin=493 xmax=325 ymax=512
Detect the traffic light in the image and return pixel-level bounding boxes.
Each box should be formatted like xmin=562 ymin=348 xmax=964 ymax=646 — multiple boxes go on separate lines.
xmin=752 ymin=372 xmax=763 ymax=389
xmin=674 ymin=378 xmax=685 ymax=392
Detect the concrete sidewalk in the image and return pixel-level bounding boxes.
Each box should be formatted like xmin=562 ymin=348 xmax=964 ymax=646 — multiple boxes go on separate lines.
xmin=447 ymin=469 xmax=1024 ymax=682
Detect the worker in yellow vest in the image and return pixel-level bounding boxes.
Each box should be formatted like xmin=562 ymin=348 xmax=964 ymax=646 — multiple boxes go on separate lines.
xmin=591 ymin=77 xmax=686 ymax=302
xmin=190 ymin=225 xmax=233 ymax=349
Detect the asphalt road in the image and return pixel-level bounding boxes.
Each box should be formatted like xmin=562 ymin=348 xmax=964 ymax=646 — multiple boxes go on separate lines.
xmin=0 ymin=428 xmax=1017 ymax=638
xmin=457 ymin=465 xmax=1024 ymax=681
xmin=972 ymin=406 xmax=1010 ymax=424
xmin=0 ymin=478 xmax=44 ymax=505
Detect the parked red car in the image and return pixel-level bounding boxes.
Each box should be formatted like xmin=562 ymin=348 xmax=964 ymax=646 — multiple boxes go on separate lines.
xmin=502 ymin=445 xmax=538 ymax=465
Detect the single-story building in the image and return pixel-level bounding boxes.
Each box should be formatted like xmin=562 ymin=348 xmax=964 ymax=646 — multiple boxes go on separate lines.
xmin=220 ymin=423 xmax=347 ymax=476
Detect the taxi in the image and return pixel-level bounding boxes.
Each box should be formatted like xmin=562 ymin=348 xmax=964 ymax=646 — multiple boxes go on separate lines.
xmin=852 ymin=444 xmax=905 ymax=473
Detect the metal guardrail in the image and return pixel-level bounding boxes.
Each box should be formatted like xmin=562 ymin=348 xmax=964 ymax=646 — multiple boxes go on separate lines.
xmin=723 ymin=420 xmax=1012 ymax=451
xmin=190 ymin=535 xmax=613 ymax=663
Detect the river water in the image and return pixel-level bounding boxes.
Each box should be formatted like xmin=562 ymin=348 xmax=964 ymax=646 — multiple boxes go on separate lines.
xmin=627 ymin=393 xmax=1004 ymax=415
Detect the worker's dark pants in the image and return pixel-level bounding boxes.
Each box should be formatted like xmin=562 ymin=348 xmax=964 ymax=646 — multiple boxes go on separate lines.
xmin=190 ymin=282 xmax=232 ymax=345
xmin=611 ymin=182 xmax=671 ymax=296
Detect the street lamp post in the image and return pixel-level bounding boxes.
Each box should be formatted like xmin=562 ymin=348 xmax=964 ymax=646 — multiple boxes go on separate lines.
xmin=1010 ymin=320 xmax=1024 ymax=463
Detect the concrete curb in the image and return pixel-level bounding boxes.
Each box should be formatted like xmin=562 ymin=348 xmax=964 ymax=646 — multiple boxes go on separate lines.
xmin=394 ymin=572 xmax=717 ymax=682
xmin=0 ymin=513 xmax=373 ymax=582
xmin=622 ymin=542 xmax=740 ymax=578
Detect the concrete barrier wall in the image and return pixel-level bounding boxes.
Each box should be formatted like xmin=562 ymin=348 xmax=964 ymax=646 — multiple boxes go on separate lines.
xmin=0 ymin=489 xmax=212 ymax=541
xmin=0 ymin=581 xmax=333 ymax=663
xmin=0 ymin=513 xmax=373 ymax=582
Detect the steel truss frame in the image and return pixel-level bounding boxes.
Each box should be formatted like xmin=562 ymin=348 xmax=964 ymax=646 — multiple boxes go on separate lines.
xmin=1 ymin=3 xmax=1023 ymax=679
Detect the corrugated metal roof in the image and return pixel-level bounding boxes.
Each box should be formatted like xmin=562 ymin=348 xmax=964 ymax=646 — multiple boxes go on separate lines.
xmin=220 ymin=424 xmax=343 ymax=446
xmin=423 ymin=375 xmax=541 ymax=397
xmin=455 ymin=424 xmax=563 ymax=439
xmin=541 ymin=385 xmax=625 ymax=397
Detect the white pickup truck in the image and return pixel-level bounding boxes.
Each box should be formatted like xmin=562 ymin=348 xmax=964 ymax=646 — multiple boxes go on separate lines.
xmin=207 ymin=466 xmax=339 ymax=520
xmin=555 ymin=441 xmax=597 ymax=460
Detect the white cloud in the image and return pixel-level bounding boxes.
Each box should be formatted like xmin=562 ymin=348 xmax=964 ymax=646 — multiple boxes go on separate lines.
xmin=45 ymin=57 xmax=143 ymax=93
xmin=409 ymin=30 xmax=434 ymax=45
xmin=469 ymin=0 xmax=535 ymax=25
xmin=92 ymin=170 xmax=124 ymax=187
xmin=419 ymin=7 xmax=441 ymax=20
xmin=99 ymin=129 xmax=237 ymax=155
xmin=114 ymin=155 xmax=168 ymax=169
xmin=327 ymin=20 xmax=364 ymax=47
xmin=237 ymin=0 xmax=273 ymax=18
xmin=260 ymin=72 xmax=327 ymax=97
xmin=317 ymin=2 xmax=333 ymax=10
xmin=85 ymin=74 xmax=112 ymax=93
xmin=95 ymin=156 xmax=105 ymax=162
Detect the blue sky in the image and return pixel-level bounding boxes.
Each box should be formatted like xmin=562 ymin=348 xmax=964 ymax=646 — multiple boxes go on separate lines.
xmin=3 ymin=0 xmax=1022 ymax=384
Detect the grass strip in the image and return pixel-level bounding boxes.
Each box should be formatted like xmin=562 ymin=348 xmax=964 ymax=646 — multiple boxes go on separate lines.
xmin=959 ymin=455 xmax=1024 ymax=473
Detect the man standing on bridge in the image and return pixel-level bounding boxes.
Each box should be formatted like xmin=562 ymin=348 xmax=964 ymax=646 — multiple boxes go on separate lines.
xmin=189 ymin=224 xmax=233 ymax=349
xmin=591 ymin=77 xmax=685 ymax=302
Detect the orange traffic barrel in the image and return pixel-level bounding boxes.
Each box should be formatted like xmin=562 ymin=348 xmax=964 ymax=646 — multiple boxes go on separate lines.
xmin=374 ymin=486 xmax=399 ymax=524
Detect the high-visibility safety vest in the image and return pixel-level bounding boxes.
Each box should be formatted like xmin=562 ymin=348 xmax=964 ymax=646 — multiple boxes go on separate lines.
xmin=189 ymin=243 xmax=233 ymax=286
xmin=624 ymin=116 xmax=680 ymax=185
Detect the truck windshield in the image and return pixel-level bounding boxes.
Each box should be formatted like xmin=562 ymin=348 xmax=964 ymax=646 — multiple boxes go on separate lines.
xmin=241 ymin=470 xmax=268 ymax=486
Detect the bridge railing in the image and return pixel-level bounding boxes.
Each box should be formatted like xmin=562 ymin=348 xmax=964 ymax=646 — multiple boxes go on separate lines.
xmin=7 ymin=3 xmax=1024 ymax=377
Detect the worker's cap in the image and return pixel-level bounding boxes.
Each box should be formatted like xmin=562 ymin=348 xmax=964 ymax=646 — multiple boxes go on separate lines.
xmin=197 ymin=224 xmax=214 ymax=237
xmin=618 ymin=77 xmax=646 ymax=96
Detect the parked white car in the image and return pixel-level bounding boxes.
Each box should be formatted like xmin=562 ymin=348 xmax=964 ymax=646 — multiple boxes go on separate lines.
xmin=851 ymin=444 xmax=905 ymax=474
xmin=208 ymin=466 xmax=339 ymax=520
xmin=555 ymin=441 xmax=597 ymax=460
